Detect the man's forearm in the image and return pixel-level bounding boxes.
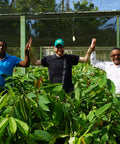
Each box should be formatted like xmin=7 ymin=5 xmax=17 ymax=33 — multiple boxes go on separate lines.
xmin=79 ymin=47 xmax=92 ymax=63
xmin=29 ymin=50 xmax=41 ymax=65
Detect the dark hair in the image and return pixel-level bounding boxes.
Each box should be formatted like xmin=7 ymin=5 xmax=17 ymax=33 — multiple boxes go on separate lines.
xmin=111 ymin=47 xmax=120 ymax=51
xmin=0 ymin=40 xmax=7 ymax=48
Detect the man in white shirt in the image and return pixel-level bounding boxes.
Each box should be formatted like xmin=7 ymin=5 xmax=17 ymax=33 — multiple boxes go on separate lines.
xmin=90 ymin=38 xmax=120 ymax=94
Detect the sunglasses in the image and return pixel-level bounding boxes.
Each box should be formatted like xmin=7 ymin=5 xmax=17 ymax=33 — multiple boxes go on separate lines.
xmin=110 ymin=54 xmax=120 ymax=57
xmin=56 ymin=46 xmax=64 ymax=49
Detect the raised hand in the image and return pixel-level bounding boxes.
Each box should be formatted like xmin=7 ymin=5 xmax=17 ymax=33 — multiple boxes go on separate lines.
xmin=25 ymin=37 xmax=32 ymax=52
xmin=90 ymin=38 xmax=96 ymax=51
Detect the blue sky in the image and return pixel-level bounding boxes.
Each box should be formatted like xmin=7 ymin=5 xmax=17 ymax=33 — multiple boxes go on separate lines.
xmin=92 ymin=0 xmax=120 ymax=11
xmin=56 ymin=0 xmax=120 ymax=11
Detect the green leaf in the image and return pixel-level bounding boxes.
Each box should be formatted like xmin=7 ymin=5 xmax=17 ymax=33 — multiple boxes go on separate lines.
xmin=2 ymin=106 xmax=12 ymax=117
xmin=80 ymin=112 xmax=87 ymax=121
xmin=0 ymin=118 xmax=9 ymax=137
xmin=87 ymin=110 xmax=94 ymax=122
xmin=15 ymin=118 xmax=29 ymax=137
xmin=41 ymin=83 xmax=61 ymax=89
xmin=107 ymin=79 xmax=115 ymax=93
xmin=0 ymin=94 xmax=7 ymax=103
xmin=38 ymin=94 xmax=50 ymax=112
xmin=27 ymin=92 xmax=36 ymax=98
xmin=13 ymin=107 xmax=22 ymax=120
xmin=52 ymin=101 xmax=63 ymax=123
xmin=39 ymin=102 xmax=50 ymax=111
xmin=53 ymin=85 xmax=63 ymax=91
xmin=101 ymin=127 xmax=108 ymax=142
xmin=9 ymin=117 xmax=17 ymax=134
xmin=38 ymin=95 xmax=50 ymax=104
xmin=113 ymin=97 xmax=120 ymax=113
xmin=34 ymin=130 xmax=51 ymax=141
xmin=75 ymin=87 xmax=80 ymax=101
xmin=96 ymin=103 xmax=112 ymax=117
xmin=99 ymin=74 xmax=107 ymax=88
xmin=82 ymin=84 xmax=98 ymax=95
xmin=62 ymin=103 xmax=71 ymax=121
xmin=0 ymin=94 xmax=8 ymax=110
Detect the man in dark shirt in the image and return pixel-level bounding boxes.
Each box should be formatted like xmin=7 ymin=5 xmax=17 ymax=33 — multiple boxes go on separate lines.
xmin=29 ymin=38 xmax=95 ymax=93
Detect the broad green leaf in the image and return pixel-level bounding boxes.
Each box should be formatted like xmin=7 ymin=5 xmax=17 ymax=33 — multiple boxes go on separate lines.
xmin=101 ymin=127 xmax=108 ymax=142
xmin=74 ymin=82 xmax=79 ymax=88
xmin=49 ymin=136 xmax=57 ymax=144
xmin=82 ymin=84 xmax=98 ymax=94
xmin=0 ymin=94 xmax=7 ymax=103
xmin=87 ymin=111 xmax=94 ymax=122
xmin=80 ymin=112 xmax=87 ymax=121
xmin=38 ymin=96 xmax=50 ymax=111
xmin=98 ymin=74 xmax=107 ymax=88
xmin=0 ymin=118 xmax=9 ymax=137
xmin=113 ymin=97 xmax=120 ymax=113
xmin=27 ymin=92 xmax=36 ymax=98
xmin=2 ymin=106 xmax=12 ymax=117
xmin=13 ymin=107 xmax=22 ymax=120
xmin=53 ymin=85 xmax=63 ymax=91
xmin=38 ymin=100 xmax=50 ymax=111
xmin=0 ymin=94 xmax=8 ymax=110
xmin=92 ymin=130 xmax=101 ymax=134
xmin=38 ymin=95 xmax=50 ymax=104
xmin=8 ymin=86 xmax=16 ymax=99
xmin=75 ymin=87 xmax=80 ymax=101
xmin=9 ymin=117 xmax=17 ymax=134
xmin=107 ymin=79 xmax=115 ymax=93
xmin=41 ymin=83 xmax=61 ymax=89
xmin=84 ymin=133 xmax=93 ymax=138
xmin=52 ymin=101 xmax=63 ymax=123
xmin=34 ymin=130 xmax=51 ymax=141
xmin=96 ymin=103 xmax=112 ymax=117
xmin=62 ymin=103 xmax=71 ymax=121
xmin=15 ymin=118 xmax=29 ymax=137
xmin=28 ymin=98 xmax=42 ymax=119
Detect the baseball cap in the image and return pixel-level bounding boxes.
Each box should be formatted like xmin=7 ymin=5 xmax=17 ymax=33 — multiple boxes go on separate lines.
xmin=54 ymin=39 xmax=65 ymax=47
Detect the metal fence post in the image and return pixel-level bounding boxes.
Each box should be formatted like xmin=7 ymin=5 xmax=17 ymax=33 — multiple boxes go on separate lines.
xmin=40 ymin=46 xmax=42 ymax=59
xmin=20 ymin=15 xmax=26 ymax=74
xmin=117 ymin=16 xmax=120 ymax=47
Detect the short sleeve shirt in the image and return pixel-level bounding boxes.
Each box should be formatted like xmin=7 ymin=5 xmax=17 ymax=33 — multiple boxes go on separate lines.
xmin=0 ymin=53 xmax=22 ymax=87
xmin=41 ymin=54 xmax=79 ymax=92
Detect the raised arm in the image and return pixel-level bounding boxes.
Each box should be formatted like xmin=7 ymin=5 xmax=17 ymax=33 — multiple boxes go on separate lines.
xmin=28 ymin=38 xmax=41 ymax=65
xmin=18 ymin=38 xmax=32 ymax=67
xmin=90 ymin=39 xmax=108 ymax=71
xmin=79 ymin=38 xmax=96 ymax=63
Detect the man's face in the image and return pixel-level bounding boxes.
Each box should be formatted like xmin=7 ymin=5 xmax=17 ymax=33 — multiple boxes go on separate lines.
xmin=54 ymin=44 xmax=65 ymax=57
xmin=0 ymin=41 xmax=7 ymax=55
xmin=110 ymin=49 xmax=120 ymax=65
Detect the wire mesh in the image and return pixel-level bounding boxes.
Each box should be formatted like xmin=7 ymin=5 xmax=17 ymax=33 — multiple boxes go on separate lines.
xmin=0 ymin=13 xmax=118 ymax=61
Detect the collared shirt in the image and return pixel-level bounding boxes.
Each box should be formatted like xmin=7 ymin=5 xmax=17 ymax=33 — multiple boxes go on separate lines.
xmin=0 ymin=53 xmax=22 ymax=87
xmin=90 ymin=51 xmax=120 ymax=94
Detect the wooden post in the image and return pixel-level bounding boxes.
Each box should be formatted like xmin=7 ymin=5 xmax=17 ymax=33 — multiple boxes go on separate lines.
xmin=20 ymin=15 xmax=26 ymax=74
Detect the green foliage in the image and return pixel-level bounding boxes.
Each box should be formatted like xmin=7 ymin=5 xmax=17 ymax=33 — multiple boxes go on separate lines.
xmin=0 ymin=64 xmax=120 ymax=143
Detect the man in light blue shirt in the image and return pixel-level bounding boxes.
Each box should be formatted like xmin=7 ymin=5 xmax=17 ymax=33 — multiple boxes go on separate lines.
xmin=0 ymin=38 xmax=32 ymax=90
